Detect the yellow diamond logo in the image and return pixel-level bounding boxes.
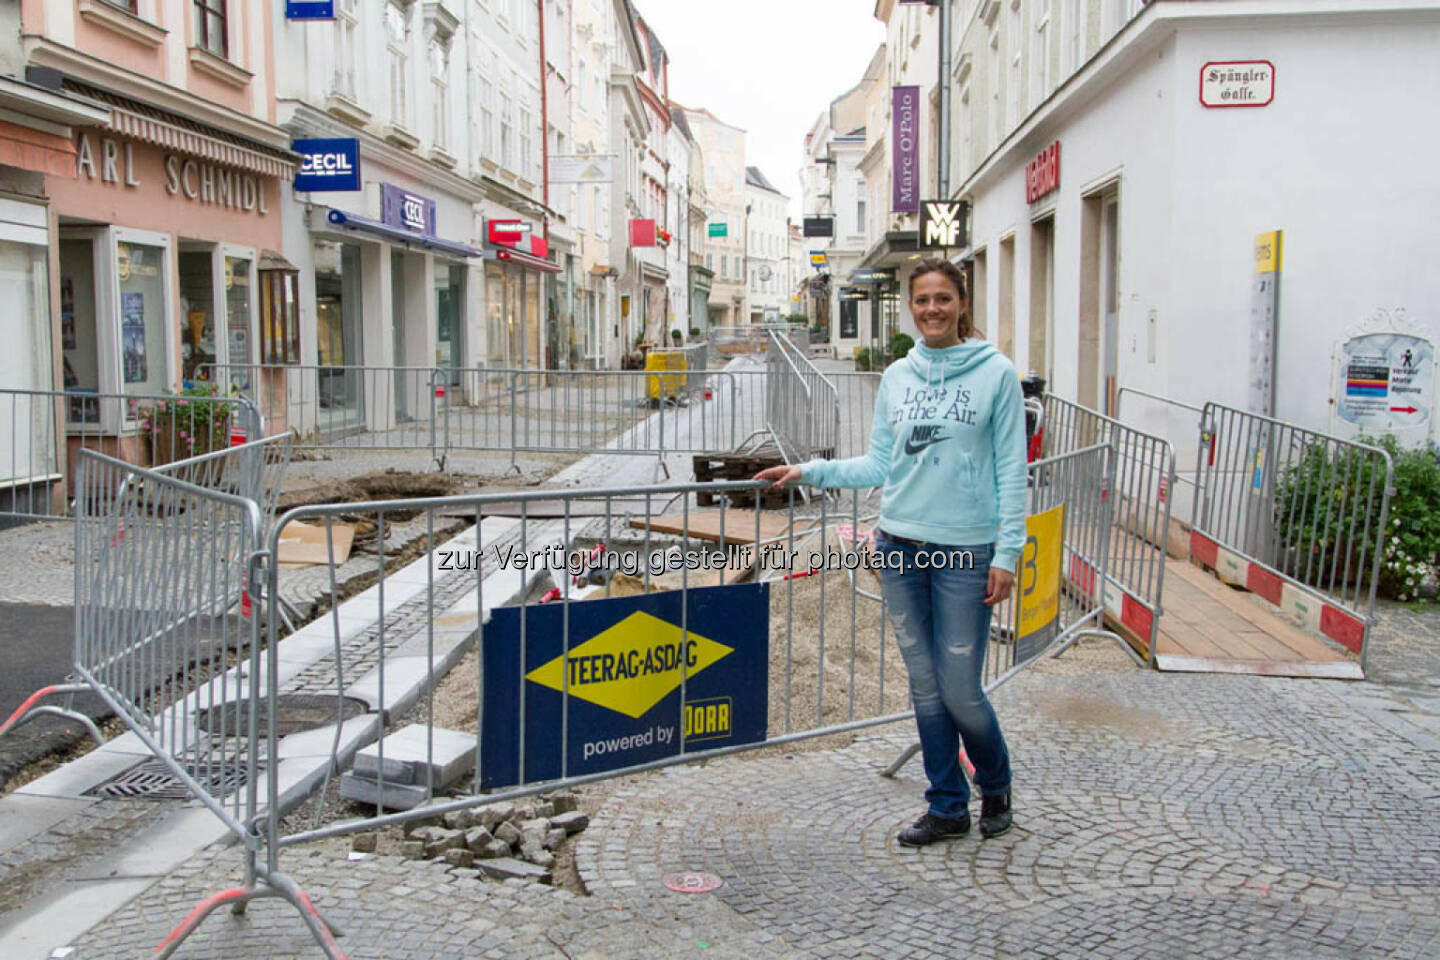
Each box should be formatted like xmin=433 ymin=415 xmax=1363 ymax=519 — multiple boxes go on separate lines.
xmin=525 ymin=611 xmax=733 ymax=719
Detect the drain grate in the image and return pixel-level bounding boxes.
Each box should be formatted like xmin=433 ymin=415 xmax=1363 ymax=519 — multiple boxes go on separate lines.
xmin=87 ymin=757 xmax=253 ymax=801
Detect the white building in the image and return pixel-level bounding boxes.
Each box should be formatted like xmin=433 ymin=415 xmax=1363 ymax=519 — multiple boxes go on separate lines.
xmin=666 ymin=111 xmax=694 ymax=340
xmin=683 ymin=106 xmax=747 ymax=326
xmin=802 ymin=45 xmax=882 ymax=358
xmin=955 ymin=0 xmax=1440 ymax=469
xmin=744 ymin=166 xmax=789 ymax=324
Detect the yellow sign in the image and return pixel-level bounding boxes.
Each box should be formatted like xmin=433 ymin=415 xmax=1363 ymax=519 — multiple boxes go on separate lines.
xmin=525 ymin=611 xmax=733 ymax=718
xmin=1254 ymin=230 xmax=1283 ymax=273
xmin=1016 ymin=503 xmax=1065 ymax=649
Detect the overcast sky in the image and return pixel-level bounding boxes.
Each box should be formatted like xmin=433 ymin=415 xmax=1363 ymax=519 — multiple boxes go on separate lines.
xmin=632 ymin=0 xmax=886 ymax=221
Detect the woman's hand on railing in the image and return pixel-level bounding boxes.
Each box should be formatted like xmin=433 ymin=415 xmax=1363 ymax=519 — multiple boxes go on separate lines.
xmin=754 ymin=464 xmax=804 ymax=488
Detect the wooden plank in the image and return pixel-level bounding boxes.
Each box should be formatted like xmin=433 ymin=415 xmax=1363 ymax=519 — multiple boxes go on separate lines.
xmin=629 ymin=509 xmax=792 ymax=545
xmin=1165 ymin=560 xmax=1354 ymax=664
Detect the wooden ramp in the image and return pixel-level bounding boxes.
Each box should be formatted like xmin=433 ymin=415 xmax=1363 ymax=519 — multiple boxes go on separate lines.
xmin=1152 ymin=557 xmax=1363 ymax=679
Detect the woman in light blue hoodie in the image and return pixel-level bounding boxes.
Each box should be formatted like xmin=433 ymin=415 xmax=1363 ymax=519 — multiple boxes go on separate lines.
xmin=756 ymin=257 xmax=1026 ymax=846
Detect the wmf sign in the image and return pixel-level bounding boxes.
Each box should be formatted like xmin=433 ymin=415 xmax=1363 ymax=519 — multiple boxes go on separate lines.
xmin=917 ymin=200 xmax=969 ymax=249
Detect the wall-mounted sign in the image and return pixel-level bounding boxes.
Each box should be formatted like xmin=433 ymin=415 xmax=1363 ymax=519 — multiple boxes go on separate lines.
xmin=629 ymin=218 xmax=657 ymax=247
xmin=1249 ymin=230 xmax=1282 ymax=415
xmin=549 ymin=155 xmax=615 ymax=183
xmin=839 ymin=288 xmax=869 ymax=301
xmin=891 ymin=85 xmax=919 ymax=214
xmin=1334 ymin=333 xmax=1434 ymax=437
xmin=380 ymin=183 xmax=436 ymax=235
xmin=809 ymin=251 xmax=827 ymax=267
xmin=1200 ymin=60 xmax=1275 ymax=108
xmin=918 ymin=199 xmax=968 ymax=249
xmin=851 ymin=268 xmax=895 ymax=284
xmin=285 ymin=1 xmax=334 ymax=19
xmin=707 ymin=221 xmax=728 ymax=238
xmin=487 ymin=218 xmax=532 ymax=245
xmin=293 ymin=138 xmax=361 ymax=192
xmin=802 ymin=217 xmax=833 ymax=238
xmin=1025 ymin=141 xmax=1060 ymax=204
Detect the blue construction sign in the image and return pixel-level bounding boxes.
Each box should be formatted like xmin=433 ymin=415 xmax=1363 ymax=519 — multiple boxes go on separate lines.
xmin=480 ymin=583 xmax=769 ymax=788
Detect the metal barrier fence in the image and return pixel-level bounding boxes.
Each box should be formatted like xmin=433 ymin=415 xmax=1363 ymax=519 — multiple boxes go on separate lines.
xmin=765 ymin=333 xmax=839 ymax=463
xmin=1 ymin=436 xmax=1114 ymax=957
xmin=1114 ymin=386 xmax=1206 ymax=526
xmin=1041 ymin=395 xmax=1177 ymax=663
xmin=1 ymin=387 xmax=262 ymax=522
xmin=1194 ymin=402 xmax=1393 ymax=667
xmin=0 ymin=436 xmax=292 ymax=746
xmin=199 ymin=363 xmax=444 ymax=464
xmin=437 ymin=368 xmax=740 ymax=470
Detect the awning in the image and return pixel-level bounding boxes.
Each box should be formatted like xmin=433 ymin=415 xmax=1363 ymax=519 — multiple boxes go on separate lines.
xmin=325 ymin=209 xmax=482 ymax=259
xmin=487 ymin=246 xmax=562 ymax=274
xmin=65 ymin=81 xmax=296 ymax=179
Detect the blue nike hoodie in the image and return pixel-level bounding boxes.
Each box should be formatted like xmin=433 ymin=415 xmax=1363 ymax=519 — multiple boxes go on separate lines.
xmin=799 ymin=339 xmax=1028 ymax=573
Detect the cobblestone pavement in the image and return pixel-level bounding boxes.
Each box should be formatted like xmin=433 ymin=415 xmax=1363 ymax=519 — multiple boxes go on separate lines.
xmin=68 ymin=635 xmax=1440 ymax=959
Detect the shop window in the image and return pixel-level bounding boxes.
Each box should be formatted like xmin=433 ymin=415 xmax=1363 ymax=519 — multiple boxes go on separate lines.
xmin=333 ymin=0 xmax=358 ymax=101
xmin=386 ymin=1 xmax=411 ymax=129
xmin=117 ymin=240 xmax=170 ymax=403
xmin=258 ymin=252 xmax=300 ymax=365
xmin=193 ymin=0 xmax=227 ymax=59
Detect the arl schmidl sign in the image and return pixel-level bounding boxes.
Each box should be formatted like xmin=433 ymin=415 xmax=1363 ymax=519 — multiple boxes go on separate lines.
xmin=1025 ymin=141 xmax=1060 ymax=204
xmin=892 ymin=85 xmax=920 ymax=214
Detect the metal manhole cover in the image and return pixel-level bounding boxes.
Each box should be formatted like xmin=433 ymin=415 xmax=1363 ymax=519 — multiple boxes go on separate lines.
xmin=87 ymin=758 xmax=252 ymax=801
xmin=194 ymin=694 xmax=367 ymax=738
xmin=663 ymin=872 xmax=723 ymax=894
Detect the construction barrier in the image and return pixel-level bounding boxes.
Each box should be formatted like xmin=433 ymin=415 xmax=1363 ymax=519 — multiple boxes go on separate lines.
xmin=199 ymin=363 xmax=446 ymax=467
xmin=1041 ymin=395 xmax=1177 ymax=663
xmin=1192 ymin=402 xmax=1392 ymax=669
xmin=0 ymin=387 xmax=263 ymax=523
xmin=765 ymin=332 xmax=840 ymax=463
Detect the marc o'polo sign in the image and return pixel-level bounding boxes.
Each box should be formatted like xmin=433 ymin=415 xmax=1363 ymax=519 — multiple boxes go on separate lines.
xmin=1200 ymin=60 xmax=1275 ymax=108
xmin=293 ymin=138 xmax=362 ymax=191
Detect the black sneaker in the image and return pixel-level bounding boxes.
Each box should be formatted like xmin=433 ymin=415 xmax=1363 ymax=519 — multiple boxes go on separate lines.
xmin=897 ymin=812 xmax=970 ymax=847
xmin=979 ymin=791 xmax=1012 ymax=838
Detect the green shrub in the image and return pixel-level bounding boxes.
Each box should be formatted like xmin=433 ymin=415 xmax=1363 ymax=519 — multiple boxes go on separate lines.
xmin=670 ymin=328 xmax=683 ymax=344
xmin=855 ymin=347 xmax=872 ymax=372
xmin=1273 ymin=434 xmax=1439 ymax=600
xmin=888 ymin=332 xmax=915 ymax=361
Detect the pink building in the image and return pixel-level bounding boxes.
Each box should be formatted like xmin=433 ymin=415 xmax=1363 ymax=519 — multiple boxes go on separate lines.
xmin=16 ymin=0 xmax=295 ymax=471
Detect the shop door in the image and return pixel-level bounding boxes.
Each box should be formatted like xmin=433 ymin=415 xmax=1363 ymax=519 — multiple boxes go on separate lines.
xmin=436 ymin=262 xmax=464 ymax=385
xmin=1100 ymin=195 xmax=1120 ymax=414
xmin=392 ymin=249 xmax=408 ymax=421
xmin=178 ymin=248 xmax=217 ymax=384
xmin=315 ymin=240 xmax=365 ymax=436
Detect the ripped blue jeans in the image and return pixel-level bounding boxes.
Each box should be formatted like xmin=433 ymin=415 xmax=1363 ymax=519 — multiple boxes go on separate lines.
xmin=877 ymin=533 xmax=1011 ymax=819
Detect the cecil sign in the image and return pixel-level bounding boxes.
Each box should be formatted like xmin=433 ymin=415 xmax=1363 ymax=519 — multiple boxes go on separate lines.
xmin=293 ymin=138 xmax=361 ymax=192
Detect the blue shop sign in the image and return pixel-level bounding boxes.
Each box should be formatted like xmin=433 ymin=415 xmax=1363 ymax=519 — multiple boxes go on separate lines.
xmin=480 ymin=582 xmax=769 ymax=789
xmin=293 ymin=138 xmax=361 ymax=192
xmin=380 ymin=182 xmax=437 ymax=236
xmin=286 ymin=1 xmax=335 ymax=19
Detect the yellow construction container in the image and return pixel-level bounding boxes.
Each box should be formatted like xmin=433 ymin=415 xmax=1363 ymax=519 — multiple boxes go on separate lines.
xmin=645 ymin=350 xmax=688 ymax=400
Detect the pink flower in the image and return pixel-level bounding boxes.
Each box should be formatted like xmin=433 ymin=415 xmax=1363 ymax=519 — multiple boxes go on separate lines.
xmin=176 ymin=400 xmax=188 ymax=407
xmin=179 ymin=431 xmax=189 ymax=441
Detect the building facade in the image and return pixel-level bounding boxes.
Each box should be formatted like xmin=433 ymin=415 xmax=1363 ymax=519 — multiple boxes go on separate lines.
xmin=744 ymin=165 xmax=788 ymax=324
xmin=683 ymin=106 xmax=746 ymax=327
